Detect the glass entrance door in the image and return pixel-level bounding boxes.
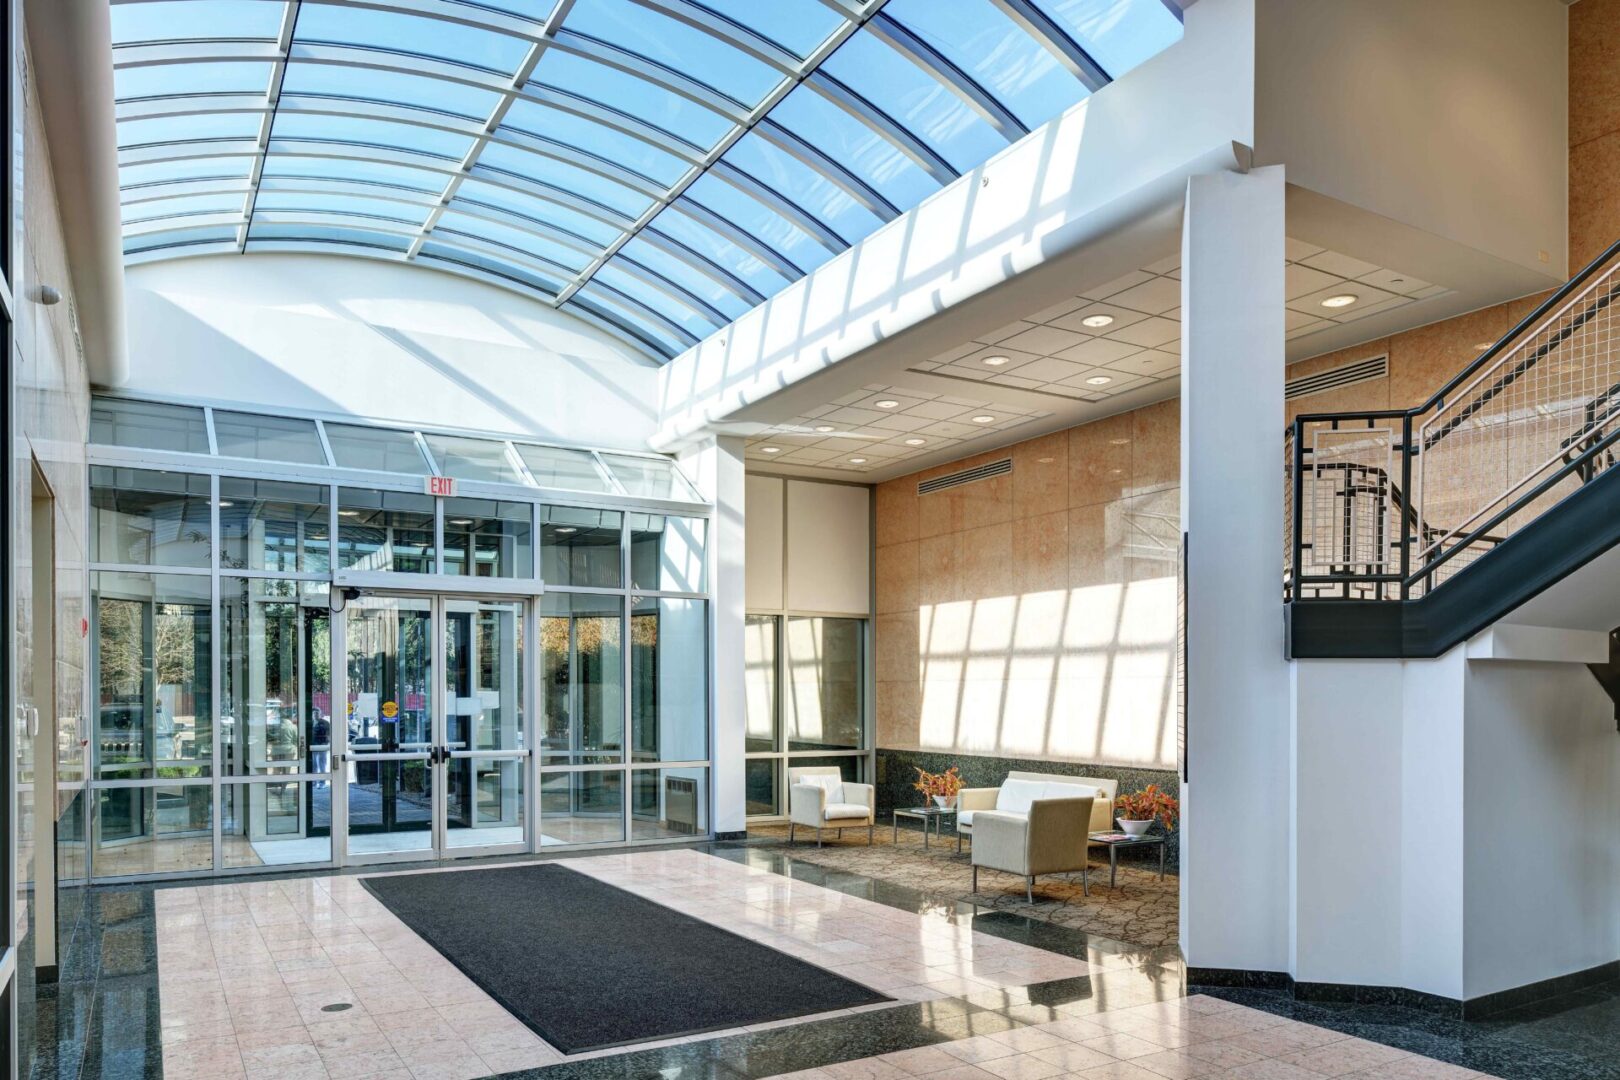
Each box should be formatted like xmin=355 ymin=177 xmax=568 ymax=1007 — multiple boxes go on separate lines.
xmin=340 ymin=594 xmax=528 ymax=863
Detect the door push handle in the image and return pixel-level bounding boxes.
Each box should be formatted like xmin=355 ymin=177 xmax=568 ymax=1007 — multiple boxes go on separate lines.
xmin=28 ymin=706 xmax=39 ymax=739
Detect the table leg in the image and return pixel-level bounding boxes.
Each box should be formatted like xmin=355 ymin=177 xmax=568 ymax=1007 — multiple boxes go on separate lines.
xmin=1110 ymin=846 xmax=1118 ymax=889
xmin=1159 ymin=842 xmax=1166 ymax=881
xmin=893 ymin=817 xmax=899 ymax=845
xmin=923 ymin=817 xmax=930 ymax=849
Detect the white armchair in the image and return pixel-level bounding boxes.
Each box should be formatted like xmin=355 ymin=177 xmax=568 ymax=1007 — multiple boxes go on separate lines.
xmin=787 ymin=766 xmax=875 ymax=846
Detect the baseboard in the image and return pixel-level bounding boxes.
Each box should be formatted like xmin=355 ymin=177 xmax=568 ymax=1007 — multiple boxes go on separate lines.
xmin=1187 ymin=960 xmax=1620 ymax=1020
xmin=714 ymin=830 xmax=748 ymax=841
xmin=34 ymin=964 xmax=57 ymax=985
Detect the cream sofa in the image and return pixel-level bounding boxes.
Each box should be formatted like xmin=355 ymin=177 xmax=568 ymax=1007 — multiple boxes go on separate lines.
xmin=955 ymin=771 xmax=1119 ymax=852
xmin=787 ymin=766 xmax=875 ymax=846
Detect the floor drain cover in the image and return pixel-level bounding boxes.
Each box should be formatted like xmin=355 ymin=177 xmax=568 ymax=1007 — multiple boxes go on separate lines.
xmin=321 ymin=1003 xmax=353 ymax=1013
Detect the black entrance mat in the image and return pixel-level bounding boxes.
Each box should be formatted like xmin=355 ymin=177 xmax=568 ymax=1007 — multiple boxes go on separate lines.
xmin=361 ymin=863 xmax=891 ymax=1053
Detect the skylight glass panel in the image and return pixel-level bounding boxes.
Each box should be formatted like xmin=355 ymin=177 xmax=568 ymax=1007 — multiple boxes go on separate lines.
xmin=259 ymin=156 xmax=449 ymax=195
xmin=595 ymin=264 xmax=722 ymax=341
xmin=478 ymin=142 xmax=653 ymax=219
xmin=292 ymin=4 xmax=531 ymax=74
xmin=886 ymin=0 xmax=1083 ymax=130
xmin=685 ymin=173 xmax=830 ymax=275
xmin=694 ymin=0 xmax=845 ymax=60
xmin=648 ymin=207 xmax=790 ymax=296
xmin=821 ymin=31 xmax=1004 ymax=173
xmin=617 ymin=238 xmax=752 ymax=321
xmin=279 ymin=64 xmax=502 ymax=120
xmin=421 ymin=434 xmax=526 ymax=485
xmin=247 ymin=223 xmax=413 ymax=251
xmin=118 ymin=113 xmax=263 ymax=148
xmin=528 ymin=51 xmax=732 ymax=151
xmin=454 ymin=179 xmax=622 ymax=247
xmin=501 ymin=100 xmax=688 ymax=186
xmin=324 ymin=423 xmax=429 ymax=473
xmin=110 ymin=0 xmax=287 ymax=43
xmin=270 ymin=113 xmax=477 ymax=161
xmin=123 ymin=193 xmax=246 ymax=224
xmin=721 ymin=133 xmax=882 ymax=244
xmin=125 ymin=225 xmax=239 ymax=253
xmin=115 ymin=62 xmax=273 ymax=100
xmin=562 ymin=0 xmax=783 ymax=108
xmin=120 ymin=156 xmax=256 ymax=189
xmin=123 ymin=178 xmax=251 ymax=205
xmin=418 ymin=243 xmax=567 ymax=296
xmin=212 ymin=411 xmax=327 ymax=465
xmin=574 ymin=286 xmax=687 ymax=356
xmin=1035 ymin=0 xmax=1184 ymax=77
xmin=434 ymin=212 xmax=593 ymax=273
xmin=513 ymin=444 xmax=613 ymax=493
xmin=768 ymin=88 xmax=937 ymax=209
xmin=252 ymin=192 xmax=431 ymax=226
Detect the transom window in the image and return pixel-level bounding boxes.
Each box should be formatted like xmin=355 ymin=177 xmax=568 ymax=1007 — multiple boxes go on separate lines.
xmin=109 ymin=0 xmax=1183 ymax=360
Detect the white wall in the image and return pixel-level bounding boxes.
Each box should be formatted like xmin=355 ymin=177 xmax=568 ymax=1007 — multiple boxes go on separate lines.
xmin=1256 ymin=0 xmax=1567 ymax=277
xmin=119 ymin=254 xmax=662 ymax=449
xmin=1463 ymin=660 xmax=1620 ymax=999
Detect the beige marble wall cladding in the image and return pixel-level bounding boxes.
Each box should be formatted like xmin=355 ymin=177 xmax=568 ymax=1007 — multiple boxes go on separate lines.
xmin=1572 ymin=0 xmax=1620 ymax=269
xmin=875 ymin=400 xmax=1180 ymax=770
xmin=14 ymin=51 xmax=93 ymax=890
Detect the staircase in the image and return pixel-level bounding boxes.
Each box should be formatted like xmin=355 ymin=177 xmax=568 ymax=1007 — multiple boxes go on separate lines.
xmin=1286 ymin=238 xmax=1620 ymax=658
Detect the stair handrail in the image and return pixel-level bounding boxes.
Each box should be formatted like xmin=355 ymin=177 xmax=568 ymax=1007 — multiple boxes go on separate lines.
xmin=1288 ymin=237 xmax=1620 ymax=601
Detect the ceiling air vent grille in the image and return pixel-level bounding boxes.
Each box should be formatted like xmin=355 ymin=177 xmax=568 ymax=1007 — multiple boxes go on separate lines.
xmin=918 ymin=458 xmax=1012 ymax=495
xmin=1286 ymin=355 xmax=1388 ymax=400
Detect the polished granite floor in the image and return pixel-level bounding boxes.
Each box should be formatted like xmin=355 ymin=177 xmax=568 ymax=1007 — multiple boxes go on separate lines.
xmin=20 ymin=837 xmax=1620 ymax=1080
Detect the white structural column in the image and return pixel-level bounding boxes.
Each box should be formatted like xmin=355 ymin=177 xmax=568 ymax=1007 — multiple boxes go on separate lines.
xmin=682 ymin=435 xmax=749 ymax=835
xmin=1178 ymin=165 xmax=1291 ymax=975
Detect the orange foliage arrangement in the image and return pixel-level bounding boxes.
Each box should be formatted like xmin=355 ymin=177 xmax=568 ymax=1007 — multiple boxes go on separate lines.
xmin=1114 ymin=784 xmax=1180 ymax=829
xmin=912 ymin=766 xmax=964 ymax=801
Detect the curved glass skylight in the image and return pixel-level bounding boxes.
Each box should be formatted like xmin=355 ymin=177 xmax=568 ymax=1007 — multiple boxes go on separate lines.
xmin=110 ymin=0 xmax=1183 ymax=360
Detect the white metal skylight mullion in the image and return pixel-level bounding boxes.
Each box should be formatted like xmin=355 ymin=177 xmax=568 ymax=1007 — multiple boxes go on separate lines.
xmin=707 ymin=162 xmax=847 ymax=254
xmin=658 ymin=200 xmax=802 ymax=282
xmin=556 ymin=0 xmax=892 ymax=307
xmin=492 ymin=126 xmax=668 ymax=198
xmin=637 ymin=228 xmax=766 ymax=307
xmin=548 ymin=30 xmax=751 ymax=125
xmin=986 ymin=0 xmax=1110 ymax=88
xmin=753 ymin=118 xmax=899 ymax=220
xmin=467 ymin=165 xmax=637 ymax=233
xmin=865 ymin=12 xmax=1027 ymax=139
xmin=802 ymin=71 xmax=956 ymax=184
xmin=406 ymin=0 xmax=570 ymax=266
xmin=609 ymin=257 xmax=731 ymax=328
xmin=627 ymin=0 xmax=801 ymax=75
xmin=241 ymin=1 xmax=301 ymax=250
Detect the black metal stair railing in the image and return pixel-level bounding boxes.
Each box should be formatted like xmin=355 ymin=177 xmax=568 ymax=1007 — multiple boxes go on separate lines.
xmin=1286 ymin=237 xmax=1620 ymax=603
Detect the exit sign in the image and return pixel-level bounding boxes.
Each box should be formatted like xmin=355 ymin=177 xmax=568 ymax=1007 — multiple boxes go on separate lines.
xmin=425 ymin=475 xmax=457 ymax=497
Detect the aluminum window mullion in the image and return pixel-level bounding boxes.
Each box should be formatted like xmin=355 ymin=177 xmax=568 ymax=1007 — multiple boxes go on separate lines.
xmin=803 ymin=70 xmax=957 ymax=185
xmin=707 ymin=160 xmax=848 ymax=254
xmin=211 ymin=473 xmax=224 ymax=871
xmin=624 ymin=0 xmax=802 ymax=75
xmin=612 ymin=255 xmax=732 ymax=328
xmin=753 ymin=118 xmax=900 ymax=220
xmin=637 ymin=226 xmax=765 ymax=308
xmin=984 ymin=0 xmax=1110 ymax=88
xmin=549 ymin=29 xmax=751 ymax=124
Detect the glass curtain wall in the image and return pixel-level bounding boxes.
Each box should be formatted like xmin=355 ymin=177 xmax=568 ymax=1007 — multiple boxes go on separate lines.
xmin=743 ymin=614 xmax=869 ymax=818
xmin=82 ymin=413 xmax=713 ymax=877
xmin=540 ymin=509 xmax=710 ymax=844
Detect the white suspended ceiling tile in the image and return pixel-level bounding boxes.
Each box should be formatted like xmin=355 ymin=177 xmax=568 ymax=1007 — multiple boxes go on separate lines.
xmin=1284 ymin=262 xmax=1343 ymax=300
xmin=952 ymin=345 xmax=1044 ymax=372
xmin=1023 ymin=296 xmax=1088 ymax=323
xmin=1104 ymin=276 xmax=1182 ymax=315
xmin=1013 ymin=355 xmax=1096 ymax=383
xmin=869 ymin=413 xmax=932 ymax=432
xmin=978 ymin=319 xmax=1040 ymax=343
xmin=1141 ymin=252 xmax=1182 ymax=275
xmin=823 ymin=406 xmax=890 ymax=425
xmin=917 ymin=420 xmax=986 ymax=438
xmin=1107 ymin=349 xmax=1179 ymax=377
xmin=1284 ymin=237 xmax=1327 ymax=262
xmin=907 ymin=398 xmax=981 ymax=420
xmin=998 ymin=324 xmax=1091 ymax=355
xmin=1047 ymin=302 xmax=1149 ymax=334
xmin=988 ymin=373 xmax=1046 ymax=389
xmin=1105 ymin=316 xmax=1180 ymax=348
xmin=1327 ymin=294 xmax=1414 ymax=323
xmin=1286 ymin=281 xmax=1399 ymax=316
xmin=1056 ymin=337 xmax=1143 ymax=366
xmin=853 ymin=392 xmax=926 ymax=412
xmin=1082 ymin=269 xmax=1154 ymax=300
xmin=1300 ymin=249 xmax=1383 ymax=280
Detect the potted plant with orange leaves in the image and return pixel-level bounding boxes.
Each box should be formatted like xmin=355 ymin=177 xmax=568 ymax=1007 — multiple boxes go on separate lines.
xmin=913 ymin=766 xmax=964 ymax=810
xmin=1114 ymin=784 xmax=1179 ymax=837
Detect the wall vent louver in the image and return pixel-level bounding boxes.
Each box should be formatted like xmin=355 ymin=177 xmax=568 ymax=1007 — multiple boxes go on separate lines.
xmin=1285 ymin=355 xmax=1388 ymax=400
xmin=918 ymin=458 xmax=1012 ymax=495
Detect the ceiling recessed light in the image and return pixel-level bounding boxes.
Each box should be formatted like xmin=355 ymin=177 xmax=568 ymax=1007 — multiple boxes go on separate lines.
xmin=1086 ymin=375 xmax=1113 ymax=386
xmin=972 ymin=415 xmax=996 ymax=424
xmin=449 ymin=518 xmax=473 ymax=526
xmin=215 ymin=500 xmax=233 ymax=508
xmin=814 ymin=425 xmax=835 ymax=433
xmin=338 ymin=510 xmax=360 ymax=517
xmin=1081 ymin=314 xmax=1115 ymax=328
xmin=760 ymin=446 xmax=782 ymax=454
xmin=555 ymin=526 xmax=577 ymax=534
xmin=849 ymin=457 xmax=867 ymax=464
xmin=1108 ymin=437 xmax=1130 ymax=445
xmin=875 ymin=399 xmax=900 ymax=409
xmin=981 ymin=355 xmax=1010 ymax=367
xmin=1320 ymin=293 xmax=1359 ymax=309
xmin=904 ymin=438 xmax=927 ymax=446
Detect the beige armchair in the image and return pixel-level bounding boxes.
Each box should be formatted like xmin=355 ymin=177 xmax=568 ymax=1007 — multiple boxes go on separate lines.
xmin=787 ymin=766 xmax=875 ymax=846
xmin=970 ymin=795 xmax=1093 ymax=900
xmin=955 ymin=771 xmax=1119 ymax=853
